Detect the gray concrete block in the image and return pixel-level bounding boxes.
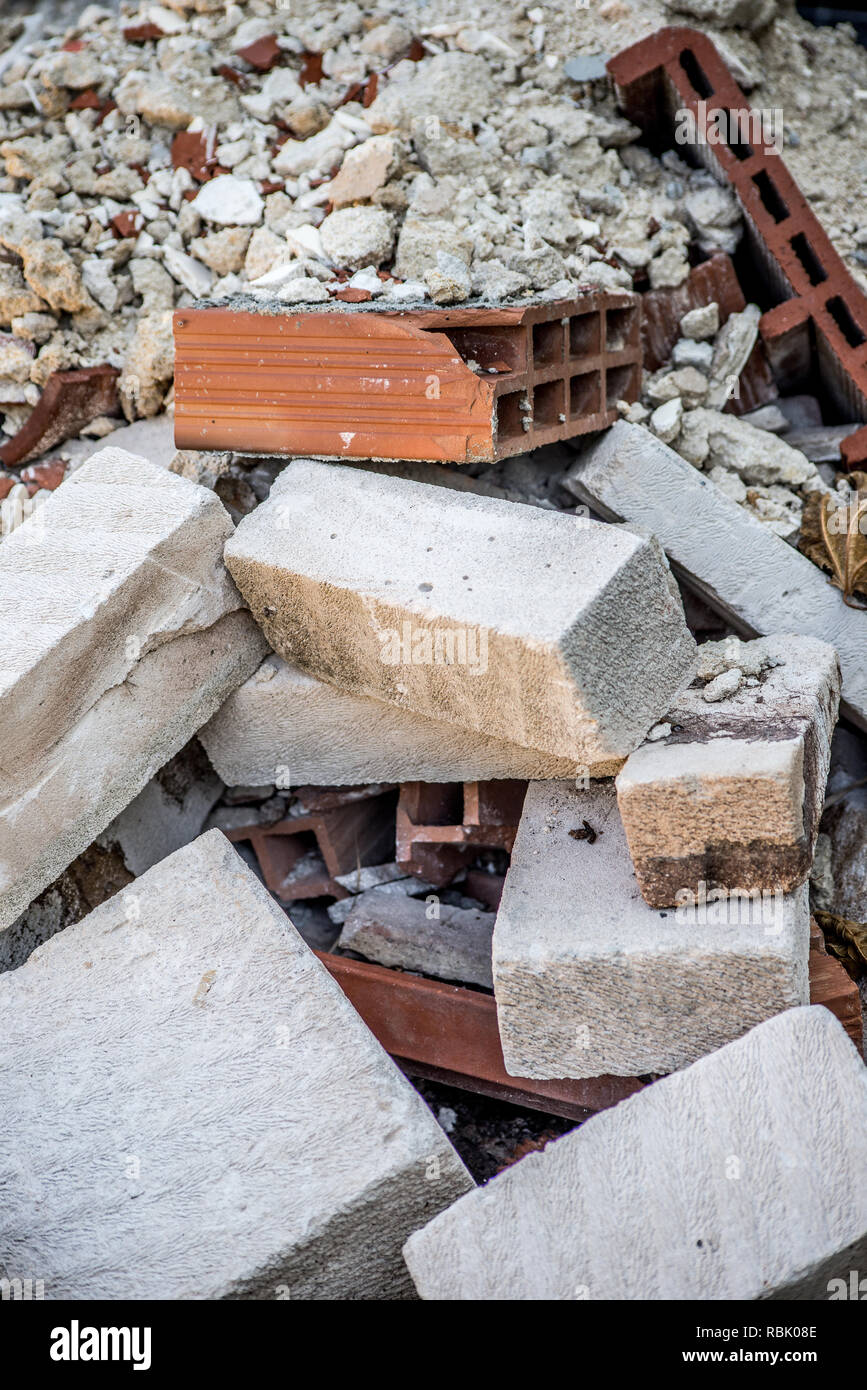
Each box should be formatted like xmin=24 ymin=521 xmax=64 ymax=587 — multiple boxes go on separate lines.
xmin=200 ymin=655 xmax=598 ymax=786
xmin=566 ymin=421 xmax=867 ymax=731
xmin=0 ymin=831 xmax=472 ymax=1300
xmin=224 ymin=459 xmax=696 ymax=767
xmin=338 ymin=888 xmax=495 ymax=987
xmin=493 ymin=781 xmax=810 ymax=1079
xmin=403 ymin=1006 xmax=867 ymax=1300
xmin=616 ymin=634 xmax=840 ymax=905
xmin=99 ymin=738 xmax=224 ymax=877
xmin=0 ymin=447 xmax=268 ymax=932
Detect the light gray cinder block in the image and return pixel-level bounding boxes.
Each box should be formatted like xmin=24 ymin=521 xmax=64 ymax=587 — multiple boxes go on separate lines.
xmin=615 ymin=634 xmax=840 ymax=906
xmin=403 ymin=1006 xmax=867 ymax=1300
xmin=224 ymin=459 xmax=696 ymax=767
xmin=0 ymin=448 xmax=268 ymax=933
xmin=0 ymin=831 xmax=472 ymax=1300
xmin=200 ymin=655 xmax=597 ymax=785
xmin=566 ymin=421 xmax=867 ymax=731
xmin=493 ymin=781 xmax=810 ymax=1080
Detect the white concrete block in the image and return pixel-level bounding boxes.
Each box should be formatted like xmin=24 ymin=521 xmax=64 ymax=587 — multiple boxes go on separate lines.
xmin=616 ymin=634 xmax=840 ymax=905
xmin=0 ymin=448 xmax=268 ymax=932
xmin=566 ymin=421 xmax=867 ymax=731
xmin=0 ymin=831 xmax=472 ymax=1299
xmin=223 ymin=460 xmax=696 ymax=767
xmin=200 ymin=656 xmax=608 ymax=786
xmin=403 ymin=1006 xmax=867 ymax=1300
xmin=493 ymin=781 xmax=810 ymax=1079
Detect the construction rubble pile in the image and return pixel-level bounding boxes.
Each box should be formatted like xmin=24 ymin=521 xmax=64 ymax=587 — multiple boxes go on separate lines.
xmin=1 ymin=0 xmax=867 ymax=1305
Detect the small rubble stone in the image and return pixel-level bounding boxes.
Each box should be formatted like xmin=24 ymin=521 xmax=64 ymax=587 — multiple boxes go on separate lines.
xmin=319 ymin=206 xmax=394 ymax=270
xmin=425 ymin=251 xmax=471 ymax=304
xmin=20 ymin=238 xmax=95 ymax=314
xmin=403 ymin=1007 xmax=867 ymax=1300
xmin=119 ymin=310 xmax=174 ymax=419
xmin=190 ymin=226 xmax=251 ymax=276
xmin=0 ymin=830 xmax=472 ymax=1298
xmin=194 ymin=175 xmax=264 ymax=227
xmin=223 ymin=461 xmax=696 ymax=768
xmin=680 ymin=302 xmax=719 ymax=339
xmin=492 ymin=780 xmax=809 ymax=1080
xmin=325 ymin=135 xmax=398 ymax=208
xmin=616 ymin=635 xmax=840 ymax=906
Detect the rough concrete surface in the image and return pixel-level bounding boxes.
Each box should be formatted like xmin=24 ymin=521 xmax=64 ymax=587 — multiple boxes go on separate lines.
xmin=403 ymin=1007 xmax=867 ymax=1300
xmin=199 ymin=655 xmax=610 ymax=786
xmin=566 ymin=422 xmax=867 ymax=731
xmin=493 ymin=781 xmax=810 ymax=1079
xmin=0 ymin=447 xmax=268 ymax=932
xmin=0 ymin=831 xmax=472 ymax=1300
xmin=224 ymin=460 xmax=696 ymax=766
xmin=616 ymin=634 xmax=840 ymax=905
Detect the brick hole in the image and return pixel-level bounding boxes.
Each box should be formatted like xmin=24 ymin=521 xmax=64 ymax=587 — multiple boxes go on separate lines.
xmin=605 ymin=363 xmax=639 ymax=409
xmin=678 ymin=49 xmax=714 ymax=98
xmin=260 ymin=831 xmax=322 ymax=893
xmin=495 ymin=389 xmax=527 ymax=440
xmin=570 ymin=371 xmax=601 ymax=417
xmin=443 ymin=326 xmax=525 ymax=373
xmin=605 ymin=306 xmax=638 ymax=351
xmin=568 ymin=311 xmax=601 ymax=357
xmin=752 ymin=169 xmax=789 ymax=224
xmin=790 ymin=232 xmax=827 ymax=286
xmin=532 ymin=319 xmax=565 ymax=367
xmin=723 ymin=110 xmax=753 ymax=161
xmin=533 ymin=379 xmax=566 ymax=426
xmin=405 ymin=784 xmax=464 ymax=826
xmin=826 ymin=296 xmax=867 ymax=349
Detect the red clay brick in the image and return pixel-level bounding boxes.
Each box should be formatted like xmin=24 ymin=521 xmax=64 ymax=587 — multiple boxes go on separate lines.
xmin=609 ymin=27 xmax=867 ymax=465
xmin=0 ymin=366 xmax=120 ymax=468
xmin=396 ymin=781 xmax=527 ymax=887
xmin=235 ymin=34 xmax=281 ymax=72
xmin=173 ymin=293 xmax=642 ymax=464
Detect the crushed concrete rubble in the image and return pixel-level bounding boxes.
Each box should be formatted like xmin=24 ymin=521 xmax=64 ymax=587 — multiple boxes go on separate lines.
xmin=492 ymin=780 xmax=809 ymax=1081
xmin=568 ymin=422 xmax=867 ymax=731
xmin=0 ymin=446 xmax=267 ymax=933
xmin=403 ymin=1007 xmax=867 ymax=1300
xmin=223 ymin=459 xmax=697 ymax=767
xmin=1 ymin=0 xmax=867 ymax=1309
xmin=0 ymin=830 xmax=472 ymax=1299
xmin=616 ymin=634 xmax=841 ymax=906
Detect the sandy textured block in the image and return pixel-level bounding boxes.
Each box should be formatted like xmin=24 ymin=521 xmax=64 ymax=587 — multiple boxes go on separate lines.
xmin=0 ymin=831 xmax=472 ymax=1300
xmin=616 ymin=634 xmax=840 ymax=906
xmin=200 ymin=656 xmax=606 ymax=786
xmin=0 ymin=448 xmax=268 ymax=932
xmin=493 ymin=781 xmax=809 ymax=1080
xmin=403 ymin=1007 xmax=867 ymax=1300
xmin=566 ymin=421 xmax=867 ymax=731
xmin=224 ymin=460 xmax=696 ymax=766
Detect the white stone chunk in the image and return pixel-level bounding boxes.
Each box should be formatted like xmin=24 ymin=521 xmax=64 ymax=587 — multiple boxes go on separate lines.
xmin=493 ymin=781 xmax=810 ymax=1079
xmin=403 ymin=1006 xmax=867 ymax=1300
xmin=0 ymin=832 xmax=472 ymax=1298
xmin=223 ymin=460 xmax=696 ymax=767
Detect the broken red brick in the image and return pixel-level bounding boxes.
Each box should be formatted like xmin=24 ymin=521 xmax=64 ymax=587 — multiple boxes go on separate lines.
xmin=173 ymin=291 xmax=643 ymax=464
xmin=61 ymin=39 xmax=86 ymax=52
xmin=122 ymin=23 xmax=165 ymax=43
xmin=259 ymin=180 xmax=284 ymax=196
xmin=641 ymin=252 xmax=777 ymax=414
xmin=225 ymin=786 xmax=397 ymax=902
xmin=333 ymin=287 xmax=372 ymax=303
xmin=110 ymin=210 xmax=144 ymax=239
xmin=0 ymin=474 xmax=15 ymax=501
xmin=298 ymin=51 xmax=324 ymax=86
xmin=171 ymin=130 xmax=216 ymax=182
xmin=0 ymin=366 xmax=120 ymax=468
xmin=69 ymin=88 xmax=102 ymax=110
xmin=217 ymin=64 xmax=249 ymax=88
xmin=609 ymin=27 xmax=867 ymax=465
xmin=395 ymin=782 xmax=526 ymax=887
xmin=235 ymin=34 xmax=281 ymax=72
xmin=20 ymin=459 xmax=66 ymax=492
